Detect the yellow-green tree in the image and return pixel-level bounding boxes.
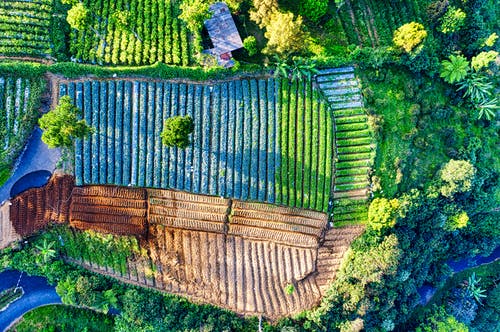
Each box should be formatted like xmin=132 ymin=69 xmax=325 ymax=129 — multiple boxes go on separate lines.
xmin=249 ymin=0 xmax=278 ymax=28
xmin=263 ymin=11 xmax=308 ymax=56
xmin=39 ymin=96 xmax=94 ymax=148
xmin=393 ymin=22 xmax=428 ymax=53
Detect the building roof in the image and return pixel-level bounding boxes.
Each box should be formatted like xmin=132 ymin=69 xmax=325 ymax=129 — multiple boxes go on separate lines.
xmin=204 ymin=2 xmax=243 ymax=55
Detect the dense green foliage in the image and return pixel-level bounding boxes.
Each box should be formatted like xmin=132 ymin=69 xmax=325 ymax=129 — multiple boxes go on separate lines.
xmin=0 ymin=0 xmax=498 ymax=330
xmin=39 ymin=95 xmax=93 ymax=148
xmin=10 ymin=305 xmax=115 ymax=332
xmin=393 ymin=22 xmax=428 ymax=53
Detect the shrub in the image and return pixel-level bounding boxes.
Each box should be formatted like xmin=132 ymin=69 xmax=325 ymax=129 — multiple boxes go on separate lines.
xmin=439 ymin=159 xmax=476 ymax=198
xmin=179 ymin=0 xmax=210 ymax=33
xmin=161 ymin=115 xmax=194 ymax=149
xmin=249 ymin=0 xmax=278 ymax=28
xmin=263 ymin=11 xmax=308 ymax=56
xmin=66 ymin=3 xmax=89 ymax=31
xmin=299 ymin=0 xmax=329 ymax=23
xmin=439 ymin=6 xmax=466 ymax=34
xmin=243 ymin=36 xmax=258 ymax=56
xmin=471 ymin=51 xmax=498 ymax=72
xmin=393 ymin=22 xmax=428 ymax=53
xmin=426 ymin=0 xmax=449 ymax=24
xmin=440 ymin=54 xmax=469 ymax=84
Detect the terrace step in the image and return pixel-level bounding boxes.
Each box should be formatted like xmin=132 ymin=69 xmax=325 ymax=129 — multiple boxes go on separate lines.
xmin=316 ymin=67 xmax=354 ymax=76
xmin=329 ymin=101 xmax=364 ymax=110
xmin=336 ymin=137 xmax=372 ymax=147
xmin=327 ymin=94 xmax=362 ymax=104
xmin=320 ymin=81 xmax=359 ymax=91
xmin=321 ymin=87 xmax=361 ymax=96
xmin=316 ymin=72 xmax=355 ymax=83
xmin=333 ymin=108 xmax=365 ymax=118
xmin=335 ymin=115 xmax=366 ymax=124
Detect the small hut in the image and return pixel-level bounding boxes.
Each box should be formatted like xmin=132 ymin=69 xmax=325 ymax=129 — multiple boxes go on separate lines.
xmin=204 ymin=2 xmax=243 ymax=68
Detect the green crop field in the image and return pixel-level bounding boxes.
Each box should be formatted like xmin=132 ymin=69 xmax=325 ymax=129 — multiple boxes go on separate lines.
xmin=0 ymin=0 xmax=54 ymax=57
xmin=59 ymin=77 xmax=335 ymax=212
xmin=71 ymin=0 xmax=192 ymax=66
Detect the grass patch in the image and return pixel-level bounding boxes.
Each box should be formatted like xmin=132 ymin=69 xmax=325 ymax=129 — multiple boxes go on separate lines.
xmin=0 ymin=287 xmax=23 ymax=310
xmin=0 ymin=164 xmax=10 ymax=187
xmin=9 ymin=304 xmax=114 ymax=332
xmin=360 ymin=67 xmax=472 ymax=197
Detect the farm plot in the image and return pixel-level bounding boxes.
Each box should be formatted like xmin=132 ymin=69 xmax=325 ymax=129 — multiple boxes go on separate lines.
xmin=70 ymin=0 xmax=192 ymax=66
xmin=0 ymin=76 xmax=43 ymax=165
xmin=70 ymin=185 xmax=148 ymax=236
xmin=337 ymin=0 xmax=424 ymax=47
xmin=0 ymin=0 xmax=53 ymax=57
xmin=59 ymin=78 xmax=333 ymax=212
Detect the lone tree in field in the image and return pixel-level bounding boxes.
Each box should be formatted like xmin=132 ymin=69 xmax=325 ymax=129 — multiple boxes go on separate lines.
xmin=39 ymin=96 xmax=94 ymax=148
xmin=161 ymin=115 xmax=194 ymax=149
xmin=393 ymin=22 xmax=427 ymax=53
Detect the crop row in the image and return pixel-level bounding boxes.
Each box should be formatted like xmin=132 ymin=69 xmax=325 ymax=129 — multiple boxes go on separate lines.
xmin=60 ymin=77 xmax=335 ymax=212
xmin=71 ymin=0 xmax=191 ymax=66
xmin=0 ymin=77 xmax=33 ymax=153
xmin=0 ymin=0 xmax=53 ymax=57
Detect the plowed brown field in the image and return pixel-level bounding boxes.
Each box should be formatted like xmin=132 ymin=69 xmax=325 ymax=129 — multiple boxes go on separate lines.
xmin=9 ymin=179 xmax=364 ymax=318
xmin=10 ymin=175 xmax=73 ymax=237
xmin=70 ymin=186 xmax=148 ymax=236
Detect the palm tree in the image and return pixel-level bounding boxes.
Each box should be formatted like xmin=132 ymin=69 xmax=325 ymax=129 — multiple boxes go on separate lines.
xmin=477 ymin=98 xmax=499 ymax=120
xmin=35 ymin=239 xmax=56 ymax=264
xmin=457 ymin=73 xmax=493 ymax=104
xmin=440 ymin=54 xmax=469 ymax=84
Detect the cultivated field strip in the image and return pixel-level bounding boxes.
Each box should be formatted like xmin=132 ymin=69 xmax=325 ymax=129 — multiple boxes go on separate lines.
xmin=70 ymin=185 xmax=148 ymax=236
xmin=0 ymin=77 xmax=32 ymax=149
xmin=229 ymin=200 xmax=327 ymax=248
xmin=117 ymin=226 xmax=322 ymax=318
xmin=69 ymin=0 xmax=192 ymax=66
xmin=148 ymin=189 xmax=229 ymax=234
xmin=59 ymin=78 xmax=333 ymax=212
xmin=10 ymin=175 xmax=74 ymax=237
xmin=316 ymin=67 xmax=373 ymax=225
xmin=0 ymin=0 xmax=52 ymax=57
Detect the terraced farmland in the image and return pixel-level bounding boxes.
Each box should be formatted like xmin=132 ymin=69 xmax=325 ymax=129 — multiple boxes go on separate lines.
xmin=316 ymin=67 xmax=374 ymax=225
xmin=8 ymin=176 xmax=365 ymax=318
xmin=70 ymin=185 xmax=148 ymax=236
xmin=59 ymin=77 xmax=334 ymax=212
xmin=0 ymin=0 xmax=53 ymax=57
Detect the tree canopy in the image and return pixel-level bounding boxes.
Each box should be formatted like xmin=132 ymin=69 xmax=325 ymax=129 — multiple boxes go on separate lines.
xmin=160 ymin=115 xmax=195 ymax=149
xmin=263 ymin=11 xmax=308 ymax=56
xmin=393 ymin=22 xmax=428 ymax=53
xmin=66 ymin=3 xmax=89 ymax=31
xmin=38 ymin=96 xmax=94 ymax=149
